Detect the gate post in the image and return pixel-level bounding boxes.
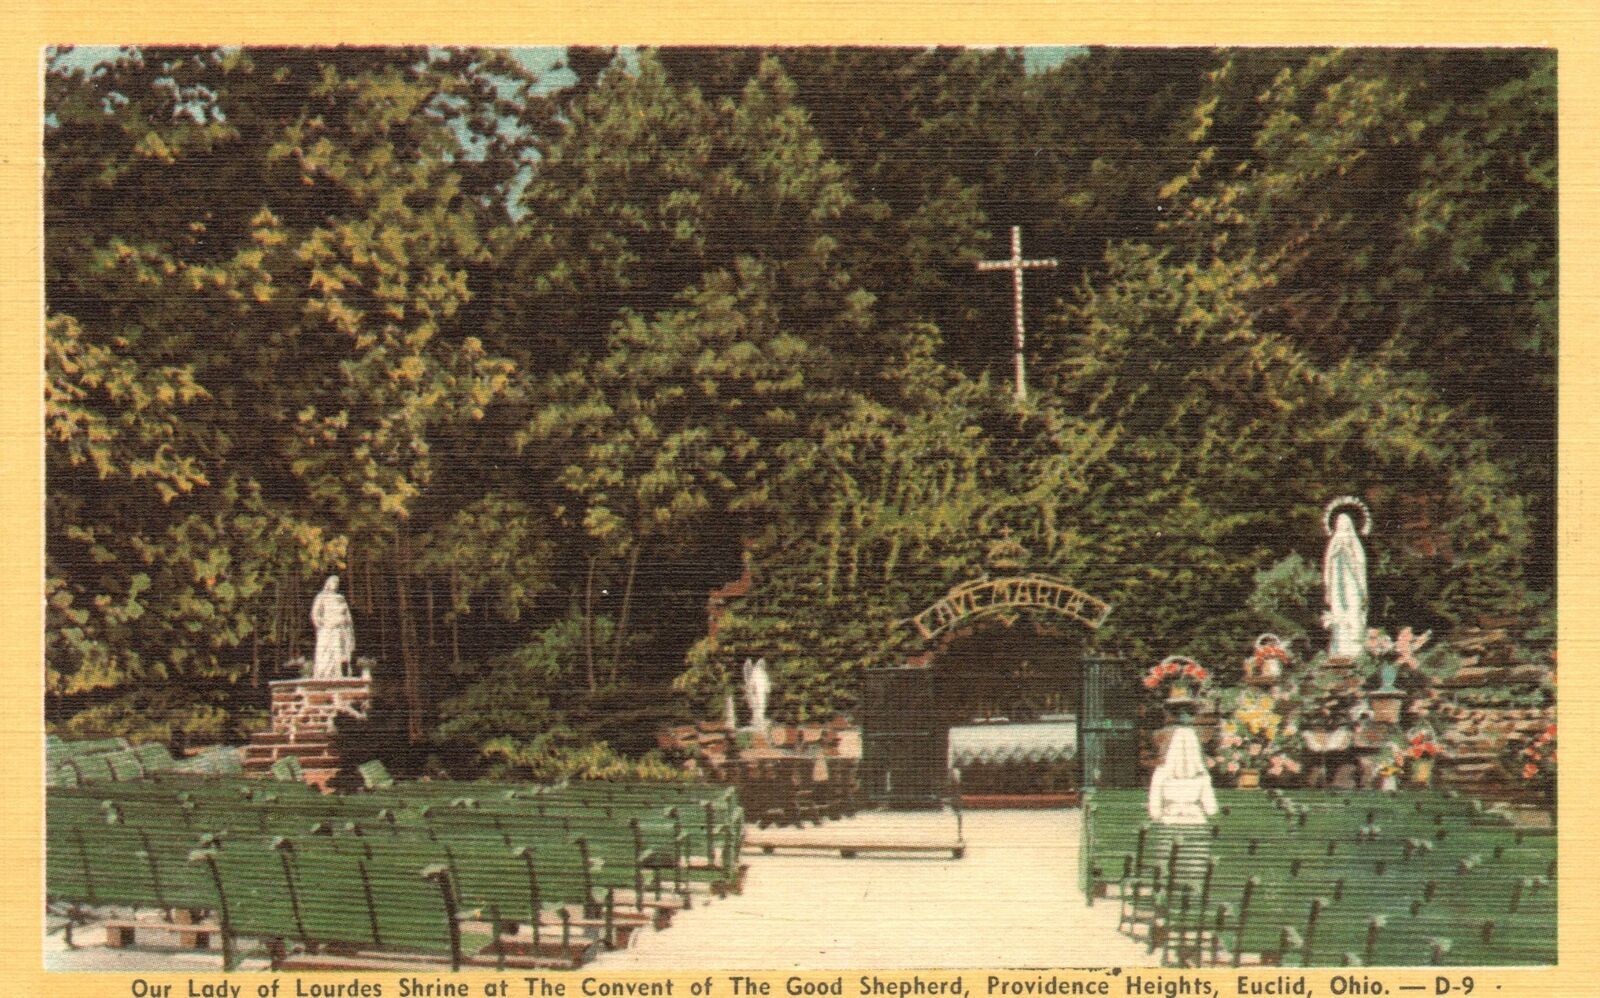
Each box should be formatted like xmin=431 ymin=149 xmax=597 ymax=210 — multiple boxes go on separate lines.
xmin=1080 ymin=654 xmax=1138 ymax=901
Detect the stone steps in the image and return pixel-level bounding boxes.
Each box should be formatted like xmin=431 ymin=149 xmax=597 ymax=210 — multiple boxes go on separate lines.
xmin=243 ymin=729 xmax=331 ymax=745
xmin=244 ymin=677 xmax=375 ymax=788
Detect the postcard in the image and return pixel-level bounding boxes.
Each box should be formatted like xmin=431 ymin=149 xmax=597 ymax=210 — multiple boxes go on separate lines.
xmin=4 ymin=4 xmax=1595 ymax=996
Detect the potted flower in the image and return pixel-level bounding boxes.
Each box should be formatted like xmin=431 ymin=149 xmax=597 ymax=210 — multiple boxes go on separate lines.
xmin=1211 ymin=690 xmax=1299 ymax=788
xmin=1403 ymin=729 xmax=1441 ymax=785
xmin=1144 ymin=655 xmax=1211 ymax=702
xmin=1244 ymin=634 xmax=1293 ymax=687
xmin=1376 ymin=743 xmax=1406 ymax=792
xmin=1375 ymin=728 xmax=1441 ymax=789
xmin=1507 ymin=722 xmax=1556 ymax=799
xmin=1361 ymin=627 xmax=1434 ymax=722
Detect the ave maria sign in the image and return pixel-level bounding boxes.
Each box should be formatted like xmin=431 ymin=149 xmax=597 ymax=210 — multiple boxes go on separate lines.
xmin=910 ymin=575 xmax=1112 ymax=640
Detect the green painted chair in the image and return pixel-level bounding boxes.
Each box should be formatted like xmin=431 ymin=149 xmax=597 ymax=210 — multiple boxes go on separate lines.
xmin=359 ymin=759 xmax=396 ymax=790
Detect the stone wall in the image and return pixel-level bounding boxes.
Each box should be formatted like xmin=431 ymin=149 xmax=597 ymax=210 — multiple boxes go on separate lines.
xmin=244 ymin=676 xmax=374 ymax=788
xmin=1162 ymin=622 xmax=1555 ymax=806
xmin=1429 ymin=625 xmax=1555 ymax=800
xmin=269 ymin=677 xmax=372 ymax=740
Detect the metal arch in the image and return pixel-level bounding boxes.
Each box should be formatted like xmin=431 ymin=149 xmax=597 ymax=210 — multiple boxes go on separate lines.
xmin=910 ymin=574 xmax=1112 ymax=641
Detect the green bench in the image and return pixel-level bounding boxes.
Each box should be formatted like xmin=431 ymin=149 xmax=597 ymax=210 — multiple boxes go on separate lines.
xmin=359 ymin=760 xmax=396 ymax=790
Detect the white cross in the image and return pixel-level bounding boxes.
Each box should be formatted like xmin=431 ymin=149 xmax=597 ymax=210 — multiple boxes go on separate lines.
xmin=976 ymin=225 xmax=1058 ymax=403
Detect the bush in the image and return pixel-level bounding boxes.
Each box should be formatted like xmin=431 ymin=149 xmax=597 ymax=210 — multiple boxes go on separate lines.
xmin=479 ymin=729 xmax=686 ymax=783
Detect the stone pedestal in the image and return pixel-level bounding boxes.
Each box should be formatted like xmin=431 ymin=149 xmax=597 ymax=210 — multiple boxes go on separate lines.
xmin=268 ymin=676 xmax=371 ymax=736
xmin=243 ymin=676 xmax=372 ymax=789
xmin=1368 ymin=691 xmax=1405 ymax=725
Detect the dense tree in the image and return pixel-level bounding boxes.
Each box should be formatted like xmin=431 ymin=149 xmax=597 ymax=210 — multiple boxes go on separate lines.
xmin=46 ymin=47 xmax=541 ymax=742
xmin=1159 ymin=49 xmax=1556 ymax=583
xmin=45 ymin=45 xmax=1554 ymax=758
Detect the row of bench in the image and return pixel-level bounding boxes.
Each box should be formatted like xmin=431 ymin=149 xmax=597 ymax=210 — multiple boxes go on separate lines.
xmin=709 ymin=756 xmax=860 ymax=827
xmin=48 ymin=736 xmax=243 ymax=786
xmin=1084 ymin=788 xmax=1555 ymax=968
xmin=48 ymin=773 xmax=745 ymax=970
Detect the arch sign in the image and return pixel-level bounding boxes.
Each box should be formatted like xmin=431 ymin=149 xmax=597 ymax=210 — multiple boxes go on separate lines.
xmin=911 ymin=574 xmax=1112 ymax=640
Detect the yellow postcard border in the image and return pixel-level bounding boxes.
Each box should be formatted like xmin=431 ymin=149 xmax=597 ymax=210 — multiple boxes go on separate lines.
xmin=3 ymin=2 xmax=1596 ymax=994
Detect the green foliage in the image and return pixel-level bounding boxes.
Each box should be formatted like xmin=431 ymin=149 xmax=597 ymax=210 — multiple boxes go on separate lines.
xmin=50 ymin=687 xmax=262 ymax=748
xmin=477 ymin=731 xmax=686 ymax=783
xmin=1164 ymin=49 xmax=1556 ymax=584
xmin=46 ymin=45 xmax=1553 ymax=753
xmin=1247 ymin=554 xmax=1321 ymax=642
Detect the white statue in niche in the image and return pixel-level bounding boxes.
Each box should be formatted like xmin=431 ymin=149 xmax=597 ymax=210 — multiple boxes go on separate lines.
xmin=310 ymin=574 xmax=356 ymax=679
xmin=742 ymin=657 xmax=771 ymax=734
xmin=1321 ymin=497 xmax=1370 ymax=661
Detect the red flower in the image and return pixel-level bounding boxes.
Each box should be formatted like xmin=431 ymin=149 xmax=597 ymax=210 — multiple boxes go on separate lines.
xmin=1143 ymin=675 xmax=1160 ymax=689
xmin=1523 ymin=763 xmax=1539 ymax=780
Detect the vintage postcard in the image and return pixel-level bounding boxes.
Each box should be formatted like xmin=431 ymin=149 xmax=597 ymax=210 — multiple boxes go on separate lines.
xmin=3 ymin=3 xmax=1596 ymax=996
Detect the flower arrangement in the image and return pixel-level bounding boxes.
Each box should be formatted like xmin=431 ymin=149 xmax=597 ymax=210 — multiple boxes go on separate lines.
xmin=1244 ymin=634 xmax=1293 ymax=686
xmin=1212 ymin=690 xmax=1301 ymax=783
xmin=1363 ymin=626 xmax=1432 ymax=691
xmin=1512 ymin=722 xmax=1556 ymax=789
xmin=1375 ymin=743 xmax=1405 ymax=783
xmin=1143 ymin=655 xmax=1210 ymax=700
xmin=1377 ymin=728 xmax=1441 ymax=784
xmin=1404 ymin=729 xmax=1441 ymax=763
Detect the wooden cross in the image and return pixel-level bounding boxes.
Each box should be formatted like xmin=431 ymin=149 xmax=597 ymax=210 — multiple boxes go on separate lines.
xmin=976 ymin=225 xmax=1058 ymax=403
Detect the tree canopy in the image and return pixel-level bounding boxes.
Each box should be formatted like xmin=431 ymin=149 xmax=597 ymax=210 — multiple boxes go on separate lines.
xmin=45 ymin=46 xmax=1553 ymax=767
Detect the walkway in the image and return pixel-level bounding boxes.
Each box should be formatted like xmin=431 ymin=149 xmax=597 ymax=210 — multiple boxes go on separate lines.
xmin=597 ymin=808 xmax=1157 ymax=969
xmin=44 ymin=808 xmax=1156 ymax=971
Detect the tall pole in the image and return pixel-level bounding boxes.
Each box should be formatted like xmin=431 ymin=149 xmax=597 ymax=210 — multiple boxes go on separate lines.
xmin=976 ymin=225 xmax=1058 ymax=403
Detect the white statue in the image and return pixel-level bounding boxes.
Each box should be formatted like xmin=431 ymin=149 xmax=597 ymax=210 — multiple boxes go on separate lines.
xmin=741 ymin=657 xmax=771 ymax=734
xmin=1322 ymin=502 xmax=1369 ymax=660
xmin=1147 ymin=726 xmax=1218 ymax=826
xmin=310 ymin=574 xmax=355 ymax=679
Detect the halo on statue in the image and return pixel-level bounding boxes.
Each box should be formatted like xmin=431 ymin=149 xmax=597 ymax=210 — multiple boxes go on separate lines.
xmin=1321 ymin=495 xmax=1372 ymax=536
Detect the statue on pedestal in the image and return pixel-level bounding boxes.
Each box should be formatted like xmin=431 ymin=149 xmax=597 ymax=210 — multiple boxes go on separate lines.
xmin=1321 ymin=497 xmax=1371 ymax=661
xmin=310 ymin=574 xmax=355 ymax=679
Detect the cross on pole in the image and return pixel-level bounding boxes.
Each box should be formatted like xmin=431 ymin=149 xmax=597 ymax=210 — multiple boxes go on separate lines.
xmin=976 ymin=225 xmax=1058 ymax=403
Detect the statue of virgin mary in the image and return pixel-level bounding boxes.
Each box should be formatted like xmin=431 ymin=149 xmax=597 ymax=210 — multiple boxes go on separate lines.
xmin=1322 ymin=505 xmax=1369 ymax=660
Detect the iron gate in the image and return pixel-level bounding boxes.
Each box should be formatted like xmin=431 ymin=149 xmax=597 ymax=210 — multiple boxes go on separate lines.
xmin=859 ymin=665 xmax=949 ymax=806
xmin=1079 ymin=653 xmax=1139 ymax=898
xmin=1078 ymin=653 xmax=1139 ymax=789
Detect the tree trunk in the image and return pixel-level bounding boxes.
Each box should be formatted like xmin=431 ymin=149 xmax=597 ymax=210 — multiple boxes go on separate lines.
xmin=609 ymin=543 xmax=641 ymax=685
xmin=376 ymin=554 xmax=388 ymax=665
xmin=288 ymin=572 xmax=301 ymax=660
xmin=251 ymin=610 xmax=260 ymax=688
xmin=450 ymin=567 xmax=461 ymax=669
xmin=426 ymin=582 xmax=436 ymax=653
xmin=395 ymin=539 xmax=424 ymax=744
xmin=583 ymin=555 xmax=598 ymax=692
